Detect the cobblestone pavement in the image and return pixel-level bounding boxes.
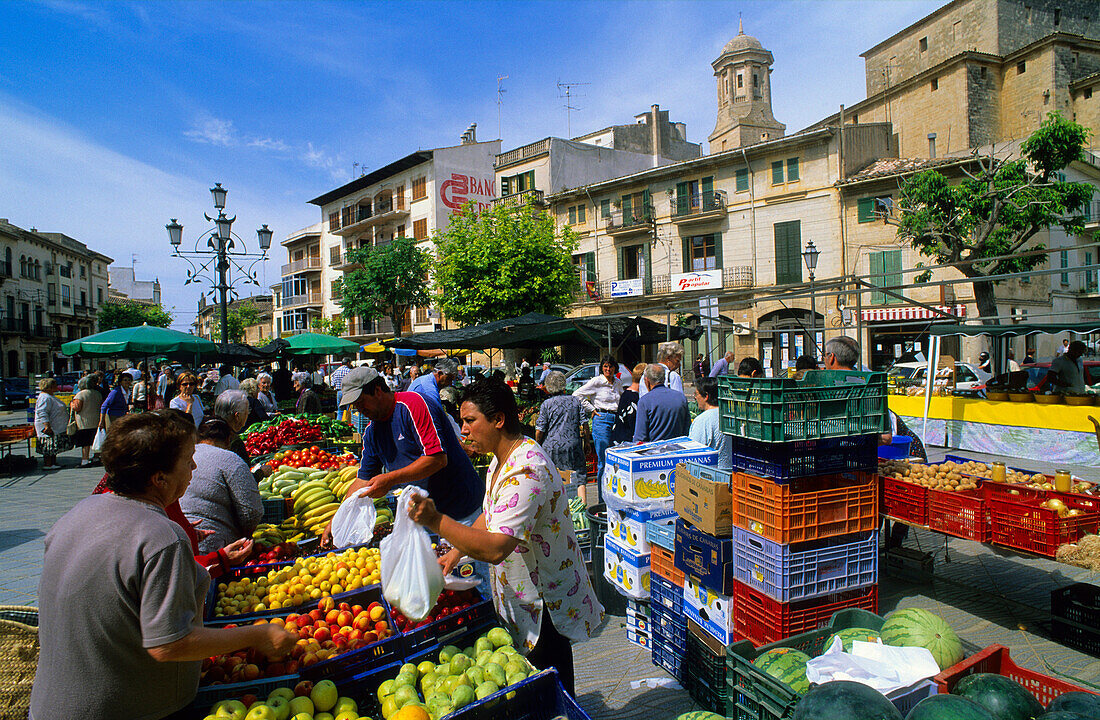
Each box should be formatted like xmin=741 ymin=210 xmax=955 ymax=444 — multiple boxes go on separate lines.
xmin=3 ymin=424 xmax=1099 ymax=717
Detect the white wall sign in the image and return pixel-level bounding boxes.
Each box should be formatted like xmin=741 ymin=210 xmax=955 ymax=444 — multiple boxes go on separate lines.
xmin=610 ymin=278 xmax=645 ymax=298
xmin=672 ymin=270 xmax=722 ymax=292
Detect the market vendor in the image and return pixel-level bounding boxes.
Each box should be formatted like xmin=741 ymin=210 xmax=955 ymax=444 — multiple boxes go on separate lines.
xmin=1047 ymin=340 xmax=1089 ymax=394
xmin=325 ymin=365 xmax=484 ymax=530
xmin=407 ymin=377 xmax=604 ymax=697
xmin=292 ymin=371 xmax=323 ymax=414
xmin=31 ymin=411 xmax=295 ymax=720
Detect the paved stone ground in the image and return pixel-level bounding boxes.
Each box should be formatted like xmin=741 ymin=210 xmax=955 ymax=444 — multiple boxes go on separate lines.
xmin=3 ymin=412 xmax=1099 ymax=718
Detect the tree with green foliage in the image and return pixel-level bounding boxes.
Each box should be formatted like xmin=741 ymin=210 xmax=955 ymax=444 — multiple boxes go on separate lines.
xmin=433 ymin=201 xmax=579 ymax=326
xmin=97 ymin=300 xmax=173 ymax=331
xmin=338 ymin=236 xmax=431 ymax=337
xmin=311 ymin=315 xmax=347 ymax=336
xmin=225 ymin=301 xmax=262 ymax=343
xmin=891 ymin=113 xmax=1094 ymax=321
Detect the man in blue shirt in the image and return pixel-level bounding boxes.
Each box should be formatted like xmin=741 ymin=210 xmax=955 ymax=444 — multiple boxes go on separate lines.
xmin=634 ymin=363 xmax=691 ymax=443
xmin=709 ymin=351 xmax=735 ymax=377
xmin=408 ymin=357 xmax=458 ymax=408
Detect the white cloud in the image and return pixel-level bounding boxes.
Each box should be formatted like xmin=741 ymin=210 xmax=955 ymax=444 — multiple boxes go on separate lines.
xmin=184 ymin=114 xmax=237 ymax=147
xmin=0 ymin=97 xmax=314 ymax=331
xmin=248 ymin=137 xmax=292 ymax=153
xmin=302 ymin=142 xmax=350 ymax=184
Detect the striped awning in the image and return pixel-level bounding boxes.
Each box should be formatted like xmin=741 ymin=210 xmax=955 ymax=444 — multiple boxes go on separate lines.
xmin=861 ymin=304 xmax=967 ymax=323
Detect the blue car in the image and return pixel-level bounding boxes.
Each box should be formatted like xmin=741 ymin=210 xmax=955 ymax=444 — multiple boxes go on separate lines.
xmin=0 ymin=377 xmax=33 ymax=408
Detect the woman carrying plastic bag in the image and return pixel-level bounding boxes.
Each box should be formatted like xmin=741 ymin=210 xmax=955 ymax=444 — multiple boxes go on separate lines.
xmin=380 ymin=485 xmax=444 ymax=621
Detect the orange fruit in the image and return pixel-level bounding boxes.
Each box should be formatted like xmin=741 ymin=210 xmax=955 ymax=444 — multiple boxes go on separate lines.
xmin=392 ymin=705 xmax=430 ymax=720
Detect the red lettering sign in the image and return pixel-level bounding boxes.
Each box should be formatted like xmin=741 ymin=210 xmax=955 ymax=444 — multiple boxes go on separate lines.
xmin=440 ymin=173 xmax=496 ymax=210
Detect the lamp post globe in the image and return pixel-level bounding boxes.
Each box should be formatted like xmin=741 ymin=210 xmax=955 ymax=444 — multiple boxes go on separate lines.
xmin=210 ymin=182 xmax=227 ymax=210
xmin=802 ymin=240 xmax=821 ymax=350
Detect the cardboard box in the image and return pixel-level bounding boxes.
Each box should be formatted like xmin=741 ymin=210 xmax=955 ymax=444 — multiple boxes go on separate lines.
xmin=674 ymin=518 xmax=734 ymax=594
xmin=604 ymin=437 xmax=718 ymax=505
xmin=626 ymin=628 xmax=651 ymax=649
xmin=684 ymin=576 xmax=735 ymax=645
xmin=603 ymin=536 xmax=651 ymax=599
xmin=675 ymin=461 xmax=733 ymax=537
xmin=626 ymin=605 xmax=651 ymax=634
xmin=608 ymin=504 xmax=676 ymax=555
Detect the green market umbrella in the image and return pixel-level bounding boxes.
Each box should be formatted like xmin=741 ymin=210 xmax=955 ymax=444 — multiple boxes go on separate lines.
xmin=284 ymin=332 xmax=361 ymax=356
xmin=61 ymin=324 xmax=219 ymax=357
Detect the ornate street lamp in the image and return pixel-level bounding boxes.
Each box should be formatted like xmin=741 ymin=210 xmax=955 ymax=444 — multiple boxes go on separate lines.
xmin=803 ymin=240 xmax=821 ymax=349
xmin=167 ymin=184 xmax=271 ymax=349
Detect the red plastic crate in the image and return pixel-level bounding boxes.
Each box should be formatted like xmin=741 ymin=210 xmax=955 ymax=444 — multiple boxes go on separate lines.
xmin=731 ymin=580 xmax=878 ymax=647
xmin=733 ymin=470 xmax=879 ymax=544
xmin=927 ymin=486 xmax=990 ymax=542
xmin=650 ymin=544 xmax=684 ymax=587
xmin=934 ymin=644 xmax=1097 ymax=707
xmin=984 ymin=484 xmax=1100 ymax=557
xmin=881 ymin=476 xmax=929 ymax=526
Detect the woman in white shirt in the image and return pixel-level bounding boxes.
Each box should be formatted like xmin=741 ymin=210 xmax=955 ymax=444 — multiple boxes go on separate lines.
xmin=572 ymin=355 xmax=623 ymax=488
xmin=34 ymin=378 xmax=70 ymax=470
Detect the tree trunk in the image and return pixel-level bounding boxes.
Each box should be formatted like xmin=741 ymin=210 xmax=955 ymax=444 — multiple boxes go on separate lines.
xmin=972 ymin=279 xmax=1000 ymax=323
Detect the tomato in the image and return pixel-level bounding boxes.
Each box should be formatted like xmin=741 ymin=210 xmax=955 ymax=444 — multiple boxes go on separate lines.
xmin=310 ymin=446 xmax=320 ymax=453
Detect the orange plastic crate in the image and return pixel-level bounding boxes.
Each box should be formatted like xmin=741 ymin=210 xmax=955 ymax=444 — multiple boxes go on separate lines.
xmin=733 ymin=470 xmax=879 ymax=544
xmin=650 ymin=544 xmax=684 ymax=587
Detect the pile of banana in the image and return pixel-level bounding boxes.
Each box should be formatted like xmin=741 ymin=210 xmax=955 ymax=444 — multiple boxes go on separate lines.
xmin=289 ymin=465 xmax=362 ymax=536
xmin=251 ymin=518 xmax=306 ymax=544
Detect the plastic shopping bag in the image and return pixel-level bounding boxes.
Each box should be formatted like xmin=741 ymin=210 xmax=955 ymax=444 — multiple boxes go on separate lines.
xmin=91 ymin=428 xmax=107 ymax=453
xmin=380 ymin=485 xmax=444 ymax=621
xmin=329 ymin=490 xmax=377 ymax=549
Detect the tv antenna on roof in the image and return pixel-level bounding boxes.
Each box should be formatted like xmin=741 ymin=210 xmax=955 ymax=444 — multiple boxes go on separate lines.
xmin=497 ymin=75 xmax=508 ymax=141
xmin=557 ymin=80 xmax=590 ymax=137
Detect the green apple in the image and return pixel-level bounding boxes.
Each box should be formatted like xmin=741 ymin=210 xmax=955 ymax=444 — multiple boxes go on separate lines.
xmin=245 ymin=705 xmax=278 ymax=720
xmin=266 ymin=697 xmax=291 ymax=720
xmin=416 ymin=660 xmax=436 ymax=677
xmin=451 ymin=684 xmax=475 ymax=710
xmin=268 ymin=688 xmax=296 ymax=704
xmin=315 ymin=714 xmax=335 ymax=720
xmin=291 ymin=714 xmax=312 ymax=720
xmin=334 ymin=712 xmax=359 ymax=720
xmin=288 ymin=696 xmax=314 ymax=718
xmin=400 ymin=662 xmax=418 ymax=677
xmin=475 ymin=680 xmax=499 ymax=700
xmin=333 ymin=697 xmax=357 ymax=716
xmin=377 ymin=679 xmax=395 ymax=701
xmin=311 ymin=679 xmax=339 ymax=713
xmin=487 ymin=627 xmax=513 ymax=648
xmin=438 ymin=644 xmax=461 ymax=664
xmin=217 ymin=700 xmax=248 ymax=720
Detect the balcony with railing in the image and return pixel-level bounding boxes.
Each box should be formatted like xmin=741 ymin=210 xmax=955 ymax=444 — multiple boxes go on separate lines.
xmin=0 ymin=318 xmax=52 ymax=337
xmin=491 ymin=189 xmax=545 ymax=210
xmin=495 ymin=138 xmax=551 ymax=169
xmin=1083 ymin=198 xmax=1100 ymax=227
xmin=671 ymin=191 xmax=726 ymax=225
xmin=333 ymin=199 xmax=409 ymax=236
xmin=571 ymin=265 xmax=754 ymax=304
xmin=604 ymin=204 xmax=655 ymax=236
xmin=279 ymin=292 xmax=323 ymax=309
xmin=0 ymin=261 xmax=10 ymax=278
xmin=73 ymin=303 xmax=94 ymax=316
xmin=281 ymin=256 xmax=323 ymax=276
xmin=332 ymin=249 xmax=363 ymax=272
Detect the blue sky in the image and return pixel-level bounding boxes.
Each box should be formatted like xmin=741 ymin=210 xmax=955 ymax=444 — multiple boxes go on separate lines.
xmin=0 ymin=0 xmax=941 ymax=331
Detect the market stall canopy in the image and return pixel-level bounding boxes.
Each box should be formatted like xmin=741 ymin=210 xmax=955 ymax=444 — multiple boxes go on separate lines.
xmin=385 ymin=312 xmax=701 ymax=351
xmin=61 ymin=324 xmax=218 ymax=357
xmin=284 ymin=332 xmax=361 ymax=356
xmin=928 ymin=322 xmax=1100 ymax=337
xmin=361 ymin=341 xmax=388 ymax=353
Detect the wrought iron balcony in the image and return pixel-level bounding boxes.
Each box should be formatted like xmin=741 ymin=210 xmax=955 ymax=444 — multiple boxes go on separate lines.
xmin=723 ymin=265 xmax=754 ymax=289
xmin=280 ymin=292 xmax=323 ymax=309
xmin=281 ymin=256 xmax=323 ymax=276
xmin=671 ymin=191 xmax=726 ymax=224
xmin=491 ymin=189 xmax=545 ymax=210
xmin=333 ymin=200 xmax=409 ymax=237
xmin=604 ymin=204 xmax=655 ymax=236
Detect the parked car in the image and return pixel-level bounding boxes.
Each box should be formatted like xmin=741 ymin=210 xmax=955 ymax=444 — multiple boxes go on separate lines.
xmin=564 ymin=363 xmax=600 ymax=394
xmin=56 ymin=372 xmax=80 ymax=393
xmin=0 ymin=377 xmax=33 ymax=408
xmin=888 ymin=361 xmax=992 ymax=394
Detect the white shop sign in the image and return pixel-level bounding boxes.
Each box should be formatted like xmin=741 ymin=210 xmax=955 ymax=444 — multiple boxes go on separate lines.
xmin=610 ymin=278 xmax=645 ymax=298
xmin=672 ymin=270 xmax=722 ymax=292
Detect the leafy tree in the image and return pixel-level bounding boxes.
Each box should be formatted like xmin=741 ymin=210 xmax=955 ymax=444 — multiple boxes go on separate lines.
xmin=339 ymin=236 xmax=431 ymax=337
xmin=311 ymin=315 xmax=347 ymax=336
xmin=225 ymin=301 xmax=262 ymax=343
xmin=97 ymin=300 xmax=173 ymax=331
xmin=433 ymin=200 xmax=579 ymax=325
xmin=891 ymin=113 xmax=1094 ymax=321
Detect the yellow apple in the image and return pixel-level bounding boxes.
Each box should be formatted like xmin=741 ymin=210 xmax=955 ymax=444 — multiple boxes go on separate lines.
xmin=333 ymin=697 xmax=358 ymax=716
xmin=245 ymin=705 xmax=278 ymax=720
xmin=288 ymin=696 xmax=314 ymax=718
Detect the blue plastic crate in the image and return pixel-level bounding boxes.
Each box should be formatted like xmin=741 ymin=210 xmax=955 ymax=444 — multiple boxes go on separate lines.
xmin=651 ymin=641 xmax=684 ymax=679
xmin=399 ymin=590 xmax=496 ymax=658
xmin=650 ymin=612 xmax=687 ymax=653
xmin=191 ymin=672 xmax=299 ymax=716
xmin=645 ymin=516 xmax=677 ymax=552
xmin=729 ymin=434 xmax=879 ymax=482
xmin=649 ymin=574 xmax=683 ymax=615
xmin=261 ymin=496 xmax=289 ymax=523
xmin=878 ymin=436 xmax=912 ymax=460
xmin=732 ymin=526 xmax=879 ymax=603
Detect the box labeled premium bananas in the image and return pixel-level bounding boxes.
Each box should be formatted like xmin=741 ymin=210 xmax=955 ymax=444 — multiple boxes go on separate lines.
xmin=604 ymin=437 xmax=718 ymax=506
xmin=607 ymin=505 xmax=677 ymax=556
xmin=604 ymin=536 xmax=651 ymax=599
xmin=683 ymin=575 xmax=735 ymax=645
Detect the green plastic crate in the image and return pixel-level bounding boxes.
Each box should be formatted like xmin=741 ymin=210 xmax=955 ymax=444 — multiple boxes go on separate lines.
xmin=718 ymin=371 xmax=887 ymax=443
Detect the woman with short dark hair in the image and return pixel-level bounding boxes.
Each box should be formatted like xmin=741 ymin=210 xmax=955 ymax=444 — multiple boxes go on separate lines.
xmin=535 ymin=371 xmax=587 ymax=481
xmin=31 ymin=412 xmax=295 ymax=720
xmin=408 ymin=378 xmax=603 ymax=697
xmin=292 ymin=371 xmax=322 ymax=414
xmin=170 ymin=371 xmax=204 ymax=426
xmin=98 ymin=372 xmax=133 ymax=431
xmin=572 ymin=354 xmax=623 ymax=485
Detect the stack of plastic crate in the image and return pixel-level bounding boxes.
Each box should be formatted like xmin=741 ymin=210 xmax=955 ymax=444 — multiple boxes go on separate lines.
xmin=645 ymin=515 xmax=684 ymax=680
xmin=718 ymin=369 xmax=886 ymax=647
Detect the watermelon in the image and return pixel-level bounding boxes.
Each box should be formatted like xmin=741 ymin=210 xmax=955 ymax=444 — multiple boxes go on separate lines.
xmin=1045 ymin=692 xmax=1100 ymax=718
xmin=793 ymin=680 xmax=903 ymax=720
xmin=879 ymin=608 xmax=963 ymax=670
xmin=752 ymin=647 xmax=811 ymax=694
xmin=905 ymin=694 xmax=994 ymax=720
xmin=676 ymin=713 xmax=724 ymax=720
xmin=826 ymin=627 xmax=882 ymax=653
xmin=954 ymin=673 xmax=1044 ymax=720
xmin=1039 ymin=712 xmax=1089 ymax=720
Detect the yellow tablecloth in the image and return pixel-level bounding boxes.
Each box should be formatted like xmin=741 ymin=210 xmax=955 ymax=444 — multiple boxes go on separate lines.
xmin=889 ymin=395 xmax=1097 ymax=433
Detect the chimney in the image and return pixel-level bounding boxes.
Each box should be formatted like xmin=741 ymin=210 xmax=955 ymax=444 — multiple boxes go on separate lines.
xmin=460 ymin=123 xmax=477 ymax=145
xmin=650 ymin=104 xmax=661 ymax=166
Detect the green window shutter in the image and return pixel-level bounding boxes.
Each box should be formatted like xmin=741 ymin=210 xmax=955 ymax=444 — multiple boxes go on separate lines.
xmin=701 ymin=176 xmax=715 ymax=210
xmin=713 ymin=233 xmax=723 ymax=270
xmin=857 ymin=197 xmax=875 ymax=223
xmin=774 ymin=221 xmax=801 ymax=285
xmin=621 ymin=194 xmax=632 ymax=221
xmin=568 ymin=206 xmax=576 ymax=225
xmin=702 ymin=176 xmax=714 ymax=194
xmin=578 ymin=204 xmax=586 ymax=223
xmin=617 ymin=246 xmax=625 ymax=280
xmin=586 ymin=252 xmax=596 ymax=280
xmin=642 ymin=189 xmax=652 ymax=218
xmin=1060 ymin=250 xmax=1069 ymax=284
xmin=642 ymin=242 xmax=652 ymax=294
xmin=676 ymin=182 xmax=689 ymax=215
xmin=601 ymin=199 xmax=611 ymax=218
xmin=682 ymin=236 xmax=693 ymax=273
xmin=501 ymin=176 xmax=511 ymax=196
xmin=870 ymin=252 xmax=885 ymax=304
xmin=885 ymin=249 xmax=903 ymax=304
xmin=787 ymin=158 xmax=799 ymax=182
xmin=772 ymin=161 xmax=784 ymax=184
xmin=736 ymin=168 xmax=748 ymax=192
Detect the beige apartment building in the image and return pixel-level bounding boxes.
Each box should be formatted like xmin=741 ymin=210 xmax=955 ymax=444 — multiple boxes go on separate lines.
xmin=0 ymin=219 xmax=112 ymax=377
xmin=195 ymin=294 xmax=274 ymax=345
xmin=294 ymin=131 xmax=500 ymax=343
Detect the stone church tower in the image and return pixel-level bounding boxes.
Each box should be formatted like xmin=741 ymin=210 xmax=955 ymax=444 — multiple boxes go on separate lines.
xmin=708 ymin=20 xmax=786 ymax=153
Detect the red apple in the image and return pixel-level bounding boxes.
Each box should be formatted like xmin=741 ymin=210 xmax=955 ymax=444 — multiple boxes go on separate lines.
xmin=351 ymin=604 xmax=364 ymax=615
xmin=374 ymin=621 xmax=388 ymax=634
xmin=338 ymin=602 xmax=351 ymax=612
xmin=309 ymin=609 xmax=323 ymax=622
xmin=348 ymin=629 xmax=363 ymax=641
xmin=313 ymin=627 xmax=330 ymax=642
xmin=240 ymin=693 xmax=258 ymax=708
xmin=294 ymin=680 xmax=313 ymax=697
xmin=325 ymin=609 xmax=341 ymax=625
xmin=318 ymin=597 xmax=336 ymax=613
xmin=353 ymin=614 xmax=371 ymax=632
xmin=362 ymin=631 xmax=378 ymax=644
xmin=336 ymin=610 xmax=353 ymax=627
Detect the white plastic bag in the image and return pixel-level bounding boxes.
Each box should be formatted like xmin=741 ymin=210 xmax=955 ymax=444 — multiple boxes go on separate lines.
xmin=329 ymin=490 xmax=377 ymax=549
xmin=91 ymin=428 xmax=107 ymax=453
xmin=380 ymin=485 xmax=444 ymax=621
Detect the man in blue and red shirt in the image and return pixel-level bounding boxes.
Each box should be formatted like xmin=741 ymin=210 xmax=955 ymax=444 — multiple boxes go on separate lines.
xmin=333 ymin=366 xmax=483 ymax=523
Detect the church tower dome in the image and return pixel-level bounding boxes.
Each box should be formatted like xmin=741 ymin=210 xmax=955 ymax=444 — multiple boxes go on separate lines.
xmin=709 ymin=19 xmax=785 ymax=153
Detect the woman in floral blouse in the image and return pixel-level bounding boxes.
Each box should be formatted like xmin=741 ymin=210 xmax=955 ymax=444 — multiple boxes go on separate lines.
xmin=408 ymin=377 xmax=603 ymax=696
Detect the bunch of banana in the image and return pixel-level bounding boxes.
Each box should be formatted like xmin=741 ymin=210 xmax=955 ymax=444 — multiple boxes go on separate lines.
xmin=251 ymin=520 xmax=306 ymax=544
xmin=327 ymin=465 xmax=360 ymax=499
xmin=290 ymin=479 xmax=341 ymax=536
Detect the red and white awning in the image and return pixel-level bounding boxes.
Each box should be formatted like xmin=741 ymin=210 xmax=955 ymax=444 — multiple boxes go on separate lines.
xmin=861 ymin=304 xmax=967 ymax=322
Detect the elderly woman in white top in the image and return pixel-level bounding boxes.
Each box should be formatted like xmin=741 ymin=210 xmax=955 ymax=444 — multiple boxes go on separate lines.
xmin=572 ymin=354 xmax=624 ymax=487
xmin=256 ymin=372 xmax=278 ymax=415
xmin=34 ymin=378 xmax=70 ymax=470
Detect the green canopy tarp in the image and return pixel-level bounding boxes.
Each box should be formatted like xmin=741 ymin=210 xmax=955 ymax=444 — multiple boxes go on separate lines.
xmin=61 ymin=324 xmax=218 ymax=357
xmin=928 ymin=322 xmax=1100 ymax=337
xmin=284 ymin=332 xmax=361 ymax=356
